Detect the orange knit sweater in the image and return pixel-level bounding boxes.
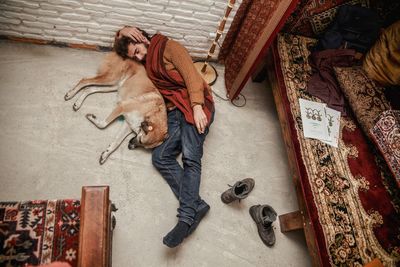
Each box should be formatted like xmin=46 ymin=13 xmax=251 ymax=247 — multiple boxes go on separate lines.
xmin=163 ymin=39 xmax=211 ymax=107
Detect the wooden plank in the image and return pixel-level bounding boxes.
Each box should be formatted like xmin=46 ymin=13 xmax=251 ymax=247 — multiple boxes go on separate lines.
xmin=251 ymin=57 xmax=267 ymax=83
xmin=279 ymin=210 xmax=303 ymax=232
xmin=78 ymin=186 xmax=111 ymax=267
xmin=266 ymin=47 xmax=321 ymax=267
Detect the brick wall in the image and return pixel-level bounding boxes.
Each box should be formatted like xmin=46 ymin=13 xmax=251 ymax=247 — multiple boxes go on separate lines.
xmin=0 ymin=0 xmax=242 ymax=59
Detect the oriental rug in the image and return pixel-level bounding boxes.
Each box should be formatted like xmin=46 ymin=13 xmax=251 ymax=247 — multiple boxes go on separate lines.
xmin=0 ymin=200 xmax=80 ymax=267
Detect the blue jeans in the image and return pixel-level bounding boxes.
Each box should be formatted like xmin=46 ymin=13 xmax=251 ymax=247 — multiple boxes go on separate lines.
xmin=152 ymin=108 xmax=214 ymax=225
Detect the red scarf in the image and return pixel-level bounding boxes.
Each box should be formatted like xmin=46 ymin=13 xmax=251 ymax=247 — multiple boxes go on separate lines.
xmin=145 ymin=34 xmax=214 ymax=125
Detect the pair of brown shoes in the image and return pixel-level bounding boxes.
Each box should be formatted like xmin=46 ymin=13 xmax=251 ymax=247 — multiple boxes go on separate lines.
xmin=220 ymin=178 xmax=277 ymax=247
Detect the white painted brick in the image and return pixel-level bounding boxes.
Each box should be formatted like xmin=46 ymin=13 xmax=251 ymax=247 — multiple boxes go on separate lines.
xmin=193 ymin=12 xmax=220 ymax=22
xmin=103 ymin=0 xmax=133 ymax=8
xmin=131 ymin=3 xmax=164 ymax=12
xmin=209 ymin=7 xmax=225 ymax=16
xmin=141 ymin=17 xmax=166 ymax=26
xmin=73 ymin=8 xmax=105 ymax=17
xmin=40 ymin=3 xmax=74 ymax=13
xmin=161 ymin=26 xmax=209 ymax=38
xmin=100 ymin=24 xmax=121 ymax=32
xmin=112 ymin=7 xmax=143 ymax=16
xmin=184 ymin=35 xmax=209 ymax=42
xmin=44 ymin=29 xmax=74 ymax=37
xmin=106 ymin=12 xmax=141 ymax=21
xmin=88 ymin=28 xmax=115 ymax=37
xmin=164 ymin=22 xmax=201 ymax=30
xmin=144 ymin=12 xmax=173 ymax=21
xmin=23 ymin=8 xmax=59 ymax=17
xmin=83 ymin=3 xmax=113 ymax=12
xmin=0 ymin=4 xmax=23 ymax=12
xmin=60 ymin=13 xmax=91 ymax=21
xmin=199 ymin=19 xmax=219 ymax=27
xmin=0 ymin=16 xmax=21 ymax=25
xmin=0 ymin=30 xmax=24 ymax=37
xmin=23 ymin=21 xmax=54 ymax=30
xmin=0 ymin=24 xmax=10 ymax=30
xmin=99 ymin=36 xmax=114 ymax=42
xmin=3 ymin=11 xmax=37 ymax=22
xmin=161 ymin=31 xmax=183 ymax=40
xmin=50 ymin=36 xmax=85 ymax=43
xmin=165 ymin=7 xmax=193 ymax=16
xmin=174 ymin=15 xmax=202 ymax=25
xmin=22 ymin=33 xmax=54 ymax=40
xmin=186 ymin=0 xmax=214 ymax=4
xmin=0 ymin=0 xmax=241 ymax=59
xmin=6 ymin=0 xmax=39 ymax=9
xmin=47 ymin=0 xmax=81 ymax=8
xmin=179 ymin=3 xmax=210 ymax=12
xmin=76 ymin=33 xmax=111 ymax=43
xmin=95 ymin=17 xmax=127 ymax=26
xmin=69 ymin=21 xmax=100 ymax=29
xmin=55 ymin=25 xmax=87 ymax=33
xmin=9 ymin=25 xmax=43 ymax=34
xmin=37 ymin=17 xmax=70 ymax=25
xmin=149 ymin=0 xmax=168 ymax=5
xmin=214 ymin=1 xmax=229 ymax=9
xmin=168 ymin=1 xmax=181 ymax=7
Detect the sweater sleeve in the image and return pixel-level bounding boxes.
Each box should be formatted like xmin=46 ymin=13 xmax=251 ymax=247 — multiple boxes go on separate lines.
xmin=165 ymin=40 xmax=205 ymax=107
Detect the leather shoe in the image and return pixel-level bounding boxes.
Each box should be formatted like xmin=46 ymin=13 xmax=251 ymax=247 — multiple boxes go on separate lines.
xmin=249 ymin=204 xmax=277 ymax=247
xmin=221 ymin=178 xmax=255 ymax=204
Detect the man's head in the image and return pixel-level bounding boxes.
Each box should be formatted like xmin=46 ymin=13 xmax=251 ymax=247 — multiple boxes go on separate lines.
xmin=114 ymin=29 xmax=151 ymax=62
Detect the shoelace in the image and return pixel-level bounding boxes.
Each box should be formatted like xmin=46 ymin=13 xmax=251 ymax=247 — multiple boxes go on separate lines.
xmin=262 ymin=220 xmax=273 ymax=228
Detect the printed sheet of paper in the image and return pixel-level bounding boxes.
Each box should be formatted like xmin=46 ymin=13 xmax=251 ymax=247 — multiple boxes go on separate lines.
xmin=299 ymin=98 xmax=329 ymax=140
xmin=321 ymin=107 xmax=341 ymax=148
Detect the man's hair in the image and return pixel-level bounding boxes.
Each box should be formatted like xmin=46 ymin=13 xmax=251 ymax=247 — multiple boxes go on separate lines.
xmin=114 ymin=28 xmax=151 ymax=60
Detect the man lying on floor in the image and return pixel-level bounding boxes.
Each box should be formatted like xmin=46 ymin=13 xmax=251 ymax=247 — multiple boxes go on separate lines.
xmin=114 ymin=26 xmax=215 ymax=248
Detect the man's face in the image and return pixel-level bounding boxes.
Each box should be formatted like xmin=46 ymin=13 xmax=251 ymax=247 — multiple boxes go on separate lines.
xmin=127 ymin=42 xmax=148 ymax=62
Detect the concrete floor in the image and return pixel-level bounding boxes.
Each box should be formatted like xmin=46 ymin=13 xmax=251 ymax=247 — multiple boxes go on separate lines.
xmin=0 ymin=40 xmax=311 ymax=266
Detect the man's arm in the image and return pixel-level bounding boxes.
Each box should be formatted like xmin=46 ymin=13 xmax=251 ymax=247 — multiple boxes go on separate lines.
xmin=165 ymin=40 xmax=208 ymax=133
xmin=115 ymin=26 xmax=149 ymax=44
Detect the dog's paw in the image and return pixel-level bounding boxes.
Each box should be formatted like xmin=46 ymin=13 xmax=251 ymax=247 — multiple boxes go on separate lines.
xmin=86 ymin=113 xmax=96 ymax=121
xmin=128 ymin=142 xmax=137 ymax=150
xmin=99 ymin=151 xmax=109 ymax=165
xmin=64 ymin=91 xmax=73 ymax=101
xmin=73 ymin=102 xmax=81 ymax=111
xmin=128 ymin=137 xmax=138 ymax=150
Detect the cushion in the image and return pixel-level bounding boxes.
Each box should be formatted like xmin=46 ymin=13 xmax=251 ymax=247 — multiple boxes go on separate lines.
xmin=334 ymin=66 xmax=391 ymax=133
xmin=363 ymin=20 xmax=400 ymax=86
xmin=310 ymin=0 xmax=369 ymax=35
xmin=370 ymin=110 xmax=400 ymax=185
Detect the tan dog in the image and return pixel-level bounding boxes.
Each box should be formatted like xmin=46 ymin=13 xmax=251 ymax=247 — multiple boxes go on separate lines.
xmin=64 ymin=52 xmax=168 ymax=164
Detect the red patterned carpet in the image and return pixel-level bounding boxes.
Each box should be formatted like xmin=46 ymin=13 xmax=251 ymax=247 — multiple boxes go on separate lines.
xmin=0 ymin=200 xmax=80 ymax=267
xmin=273 ymin=34 xmax=400 ymax=266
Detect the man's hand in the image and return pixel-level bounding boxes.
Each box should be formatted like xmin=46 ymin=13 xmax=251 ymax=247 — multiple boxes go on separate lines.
xmin=193 ymin=104 xmax=207 ymax=134
xmin=119 ymin=27 xmax=150 ymax=44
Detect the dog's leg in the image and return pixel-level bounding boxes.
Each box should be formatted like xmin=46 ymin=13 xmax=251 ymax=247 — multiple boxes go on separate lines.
xmin=99 ymin=122 xmax=134 ymax=165
xmin=73 ymin=86 xmax=118 ymax=111
xmin=86 ymin=103 xmax=124 ymax=129
xmin=64 ymin=75 xmax=119 ymax=101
